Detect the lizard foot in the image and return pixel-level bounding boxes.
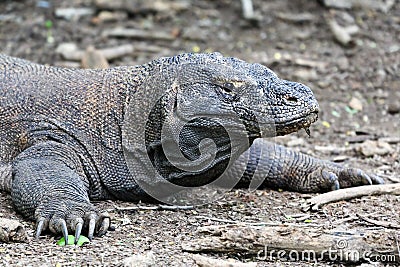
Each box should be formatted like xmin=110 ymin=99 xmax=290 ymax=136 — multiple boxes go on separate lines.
xmin=336 ymin=167 xmax=384 ymax=188
xmin=34 ymin=199 xmax=110 ymax=245
xmin=307 ymin=165 xmax=384 ymax=192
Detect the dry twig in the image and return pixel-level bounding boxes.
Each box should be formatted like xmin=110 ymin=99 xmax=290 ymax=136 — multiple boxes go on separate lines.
xmin=103 ymin=28 xmax=175 ymax=41
xmin=192 ymin=254 xmax=257 ymax=267
xmin=357 ymin=214 xmax=400 ymax=229
xmin=181 ymin=224 xmax=393 ymax=262
xmin=194 ymin=215 xmax=322 ymax=227
xmin=306 ymin=183 xmax=400 ymax=211
xmin=113 ymin=204 xmax=193 ymax=212
xmin=326 ymin=17 xmax=359 ymax=46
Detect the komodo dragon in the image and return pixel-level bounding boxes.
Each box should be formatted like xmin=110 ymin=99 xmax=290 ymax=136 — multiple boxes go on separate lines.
xmin=0 ymin=53 xmax=383 ymax=244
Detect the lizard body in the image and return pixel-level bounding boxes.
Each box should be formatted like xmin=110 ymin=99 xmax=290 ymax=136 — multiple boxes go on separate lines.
xmin=0 ymin=53 xmax=382 ymax=243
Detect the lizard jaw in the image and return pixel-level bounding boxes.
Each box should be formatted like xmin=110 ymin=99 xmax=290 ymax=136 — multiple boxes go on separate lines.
xmin=246 ymin=111 xmax=319 ymax=138
xmin=275 ymin=111 xmax=319 ymax=136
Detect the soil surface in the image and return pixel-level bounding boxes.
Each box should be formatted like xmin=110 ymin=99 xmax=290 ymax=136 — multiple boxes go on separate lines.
xmin=0 ymin=0 xmax=399 ymax=266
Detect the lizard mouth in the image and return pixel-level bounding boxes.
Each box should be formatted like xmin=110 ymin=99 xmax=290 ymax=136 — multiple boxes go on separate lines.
xmin=244 ymin=110 xmax=319 ymax=138
xmin=274 ymin=111 xmax=318 ymax=136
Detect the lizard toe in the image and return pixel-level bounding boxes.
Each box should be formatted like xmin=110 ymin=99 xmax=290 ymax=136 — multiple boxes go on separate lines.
xmin=303 ymin=167 xmax=339 ymax=192
xmin=48 ymin=217 xmax=69 ymax=245
xmin=338 ymin=167 xmax=383 ymax=188
xmin=369 ymin=173 xmax=385 ymax=185
xmin=83 ymin=211 xmax=111 ymax=240
xmin=320 ymin=169 xmax=340 ymax=191
xmin=97 ymin=213 xmax=111 ymax=237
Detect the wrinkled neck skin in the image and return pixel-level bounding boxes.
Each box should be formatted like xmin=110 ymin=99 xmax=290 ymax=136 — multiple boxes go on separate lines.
xmin=146 ymin=110 xmax=257 ymax=186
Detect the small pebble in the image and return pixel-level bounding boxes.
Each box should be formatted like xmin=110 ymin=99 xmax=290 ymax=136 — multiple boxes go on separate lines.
xmin=388 ymin=102 xmax=400 ymax=114
xmin=348 ymin=97 xmax=363 ymax=111
xmin=359 ymin=140 xmax=393 ymax=157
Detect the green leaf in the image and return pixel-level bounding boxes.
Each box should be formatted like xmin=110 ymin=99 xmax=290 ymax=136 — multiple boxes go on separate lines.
xmin=45 ymin=20 xmax=53 ymax=29
xmin=304 ymin=219 xmax=313 ymax=223
xmin=57 ymin=235 xmax=74 ymax=246
xmin=56 ymin=235 xmax=90 ymax=246
xmin=76 ymin=235 xmax=90 ymax=246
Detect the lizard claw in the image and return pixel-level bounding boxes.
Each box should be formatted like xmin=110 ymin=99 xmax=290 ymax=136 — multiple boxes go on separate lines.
xmin=88 ymin=216 xmax=96 ymax=241
xmin=332 ymin=180 xmax=340 ymax=190
xmin=60 ymin=219 xmax=68 ymax=246
xmin=366 ymin=172 xmax=385 ymax=185
xmin=74 ymin=220 xmax=83 ymax=244
xmin=35 ymin=218 xmax=46 ymax=239
xmin=360 ymin=170 xmax=372 ymax=185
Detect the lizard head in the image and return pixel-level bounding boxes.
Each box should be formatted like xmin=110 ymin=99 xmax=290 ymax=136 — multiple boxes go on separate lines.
xmin=151 ymin=52 xmax=319 ymax=142
xmin=122 ymin=52 xmax=319 ymax=202
xmin=141 ymin=52 xmax=320 ymax=163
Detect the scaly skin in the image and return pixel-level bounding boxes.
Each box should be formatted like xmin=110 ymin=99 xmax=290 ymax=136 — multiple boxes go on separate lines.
xmin=229 ymin=139 xmax=383 ymax=192
xmin=0 ymin=53 xmax=382 ymax=244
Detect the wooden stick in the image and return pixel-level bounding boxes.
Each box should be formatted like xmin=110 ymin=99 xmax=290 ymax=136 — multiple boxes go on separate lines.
xmin=306 ymin=183 xmax=400 ymax=211
xmin=357 ymin=214 xmax=400 ymax=229
xmin=99 ymin=44 xmax=134 ymax=60
xmin=240 ymin=0 xmax=255 ymax=20
xmin=191 ymin=254 xmax=257 ymax=267
xmin=103 ymin=28 xmax=175 ymax=41
xmin=94 ymin=0 xmax=190 ymax=14
xmin=182 ymin=224 xmax=394 ymax=262
xmin=194 ymin=215 xmax=322 ymax=227
xmin=240 ymin=0 xmax=261 ymax=22
xmin=113 ymin=204 xmax=193 ymax=211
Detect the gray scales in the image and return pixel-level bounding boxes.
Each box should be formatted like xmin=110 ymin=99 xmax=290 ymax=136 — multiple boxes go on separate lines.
xmin=0 ymin=53 xmax=383 ymax=244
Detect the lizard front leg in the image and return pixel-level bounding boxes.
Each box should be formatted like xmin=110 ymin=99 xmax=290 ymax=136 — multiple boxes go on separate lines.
xmin=11 ymin=141 xmax=110 ymax=243
xmin=231 ymin=139 xmax=384 ymax=192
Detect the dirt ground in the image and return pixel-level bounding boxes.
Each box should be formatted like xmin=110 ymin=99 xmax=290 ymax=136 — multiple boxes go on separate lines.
xmin=0 ymin=0 xmax=399 ymax=266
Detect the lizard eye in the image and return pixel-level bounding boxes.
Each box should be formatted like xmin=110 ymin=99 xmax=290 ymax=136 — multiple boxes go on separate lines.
xmin=222 ymin=82 xmax=235 ymax=93
xmin=216 ymin=82 xmax=238 ymax=101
